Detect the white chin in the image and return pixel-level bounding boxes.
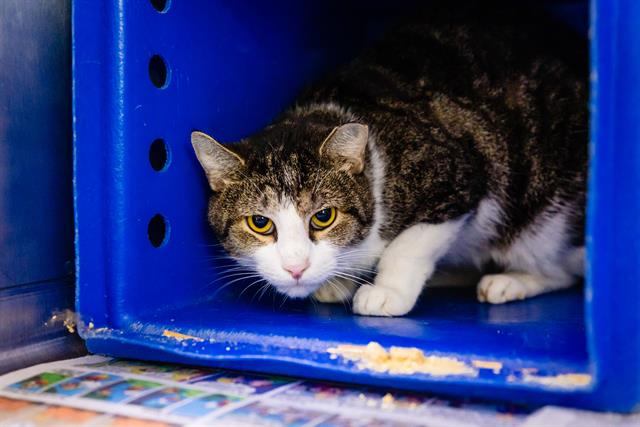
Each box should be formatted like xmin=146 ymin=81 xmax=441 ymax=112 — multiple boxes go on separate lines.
xmin=278 ymin=284 xmax=316 ymax=299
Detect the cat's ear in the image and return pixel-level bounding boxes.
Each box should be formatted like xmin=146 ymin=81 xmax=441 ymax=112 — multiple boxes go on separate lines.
xmin=319 ymin=123 xmax=369 ymax=174
xmin=191 ymin=131 xmax=245 ymax=192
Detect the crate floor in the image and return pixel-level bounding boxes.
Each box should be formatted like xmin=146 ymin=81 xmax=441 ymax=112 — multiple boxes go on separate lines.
xmin=136 ymin=286 xmax=588 ymax=371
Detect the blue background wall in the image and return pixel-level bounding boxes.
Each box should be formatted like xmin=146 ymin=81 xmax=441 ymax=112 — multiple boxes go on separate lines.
xmin=0 ymin=0 xmax=84 ymax=373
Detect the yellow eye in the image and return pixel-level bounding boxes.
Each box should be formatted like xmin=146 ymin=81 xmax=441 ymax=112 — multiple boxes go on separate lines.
xmin=311 ymin=207 xmax=336 ymax=230
xmin=246 ymin=215 xmax=274 ymax=235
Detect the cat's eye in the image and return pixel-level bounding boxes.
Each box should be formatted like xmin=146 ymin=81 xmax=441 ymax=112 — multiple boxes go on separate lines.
xmin=310 ymin=207 xmax=336 ymax=230
xmin=246 ymin=215 xmax=274 ymax=235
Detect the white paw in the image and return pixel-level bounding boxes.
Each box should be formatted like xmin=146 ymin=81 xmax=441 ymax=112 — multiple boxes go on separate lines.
xmin=477 ymin=274 xmax=528 ymax=304
xmin=313 ymin=278 xmax=357 ymax=303
xmin=352 ymin=286 xmax=413 ymax=317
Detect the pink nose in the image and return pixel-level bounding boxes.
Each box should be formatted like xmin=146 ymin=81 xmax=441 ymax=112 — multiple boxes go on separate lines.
xmin=284 ymin=260 xmax=310 ymax=280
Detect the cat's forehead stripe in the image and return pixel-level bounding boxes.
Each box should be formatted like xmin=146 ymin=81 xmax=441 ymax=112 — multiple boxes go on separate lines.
xmin=277 ymin=195 xmax=313 ymax=219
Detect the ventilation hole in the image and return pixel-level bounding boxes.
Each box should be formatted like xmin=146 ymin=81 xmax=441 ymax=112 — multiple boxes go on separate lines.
xmin=150 ymin=0 xmax=170 ymax=13
xmin=148 ymin=55 xmax=169 ymax=88
xmin=149 ymin=138 xmax=170 ymax=171
xmin=148 ymin=214 xmax=170 ymax=248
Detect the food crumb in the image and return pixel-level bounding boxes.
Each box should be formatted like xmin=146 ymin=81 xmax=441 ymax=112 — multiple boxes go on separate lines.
xmin=47 ymin=310 xmax=77 ymax=334
xmin=521 ymin=372 xmax=592 ymax=389
xmin=327 ymin=341 xmax=477 ymax=377
xmin=382 ymin=393 xmax=394 ymax=405
xmin=162 ymin=330 xmax=204 ymax=342
xmin=63 ymin=319 xmax=76 ymax=334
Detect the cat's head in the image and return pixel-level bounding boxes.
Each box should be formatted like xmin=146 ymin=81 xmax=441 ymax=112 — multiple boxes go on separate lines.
xmin=192 ymin=117 xmax=376 ymax=298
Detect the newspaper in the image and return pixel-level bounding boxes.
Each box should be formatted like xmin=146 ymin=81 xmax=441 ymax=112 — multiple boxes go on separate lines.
xmin=0 ymin=356 xmax=634 ymax=427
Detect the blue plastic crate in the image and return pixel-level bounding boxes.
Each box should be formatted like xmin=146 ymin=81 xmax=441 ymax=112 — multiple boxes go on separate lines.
xmin=72 ymin=0 xmax=640 ymax=411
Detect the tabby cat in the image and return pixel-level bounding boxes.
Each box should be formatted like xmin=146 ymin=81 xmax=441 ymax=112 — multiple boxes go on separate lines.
xmin=192 ymin=1 xmax=587 ymax=316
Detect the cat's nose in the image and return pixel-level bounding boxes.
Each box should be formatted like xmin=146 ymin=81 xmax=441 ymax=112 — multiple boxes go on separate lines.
xmin=284 ymin=259 xmax=310 ymax=280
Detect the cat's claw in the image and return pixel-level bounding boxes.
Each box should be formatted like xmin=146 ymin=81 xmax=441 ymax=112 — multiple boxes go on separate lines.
xmin=313 ymin=278 xmax=357 ymax=303
xmin=477 ymin=274 xmax=528 ymax=304
xmin=352 ymin=285 xmax=412 ymax=317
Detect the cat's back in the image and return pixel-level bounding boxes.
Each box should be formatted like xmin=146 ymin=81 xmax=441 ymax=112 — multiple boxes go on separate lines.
xmin=305 ymin=0 xmax=587 ymax=109
xmin=302 ymin=0 xmax=588 ymax=239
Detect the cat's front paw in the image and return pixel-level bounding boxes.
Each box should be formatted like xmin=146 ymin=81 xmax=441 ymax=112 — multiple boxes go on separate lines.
xmin=353 ymin=285 xmax=413 ymax=317
xmin=313 ymin=278 xmax=357 ymax=303
xmin=477 ymin=274 xmax=528 ymax=304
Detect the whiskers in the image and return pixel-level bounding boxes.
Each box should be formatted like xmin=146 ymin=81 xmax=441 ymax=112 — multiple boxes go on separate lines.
xmin=248 ymin=279 xmax=272 ymax=303
xmin=311 ymin=278 xmax=351 ymax=311
xmin=333 ymin=271 xmax=374 ymax=288
xmin=334 ymin=248 xmax=378 ymax=288
xmin=315 ymin=249 xmax=378 ymax=309
xmin=336 ymin=247 xmax=380 ymax=263
xmin=207 ymin=272 xmax=267 ymax=300
xmin=198 ymin=246 xmax=381 ymax=309
xmin=200 ymin=255 xmax=271 ymax=302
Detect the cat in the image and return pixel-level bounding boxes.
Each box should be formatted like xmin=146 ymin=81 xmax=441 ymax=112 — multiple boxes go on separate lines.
xmin=191 ymin=0 xmax=588 ymax=317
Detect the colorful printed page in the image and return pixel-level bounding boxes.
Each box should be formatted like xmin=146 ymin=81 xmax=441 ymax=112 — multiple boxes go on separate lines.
xmin=0 ymin=356 xmax=632 ymax=427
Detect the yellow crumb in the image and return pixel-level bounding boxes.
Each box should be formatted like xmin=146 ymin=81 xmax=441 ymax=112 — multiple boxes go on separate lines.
xmin=162 ymin=330 xmax=204 ymax=342
xmin=327 ymin=342 xmax=477 ymax=377
xmin=472 ymin=360 xmax=503 ymax=374
xmin=48 ymin=310 xmax=77 ymax=334
xmin=382 ymin=393 xmax=395 ymax=405
xmin=522 ymin=372 xmax=592 ymax=389
xmin=64 ymin=320 xmax=76 ymax=334
xmin=389 ymin=346 xmax=425 ymax=361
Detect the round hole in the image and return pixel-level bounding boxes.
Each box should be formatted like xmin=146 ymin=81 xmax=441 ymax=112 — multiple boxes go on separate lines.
xmin=150 ymin=0 xmax=170 ymax=13
xmin=148 ymin=55 xmax=170 ymax=88
xmin=149 ymin=138 xmax=170 ymax=171
xmin=148 ymin=214 xmax=170 ymax=248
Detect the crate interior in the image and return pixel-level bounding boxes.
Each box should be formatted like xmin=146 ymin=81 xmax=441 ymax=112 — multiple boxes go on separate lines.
xmin=134 ymin=286 xmax=587 ymax=369
xmin=76 ymin=0 xmax=594 ymax=401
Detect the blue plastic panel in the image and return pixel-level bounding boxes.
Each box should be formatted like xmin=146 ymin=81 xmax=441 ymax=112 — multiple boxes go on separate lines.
xmin=0 ymin=0 xmax=84 ymax=373
xmin=587 ymin=0 xmax=640 ymax=412
xmin=0 ymin=0 xmax=74 ymax=288
xmin=73 ymin=0 xmax=640 ymax=411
